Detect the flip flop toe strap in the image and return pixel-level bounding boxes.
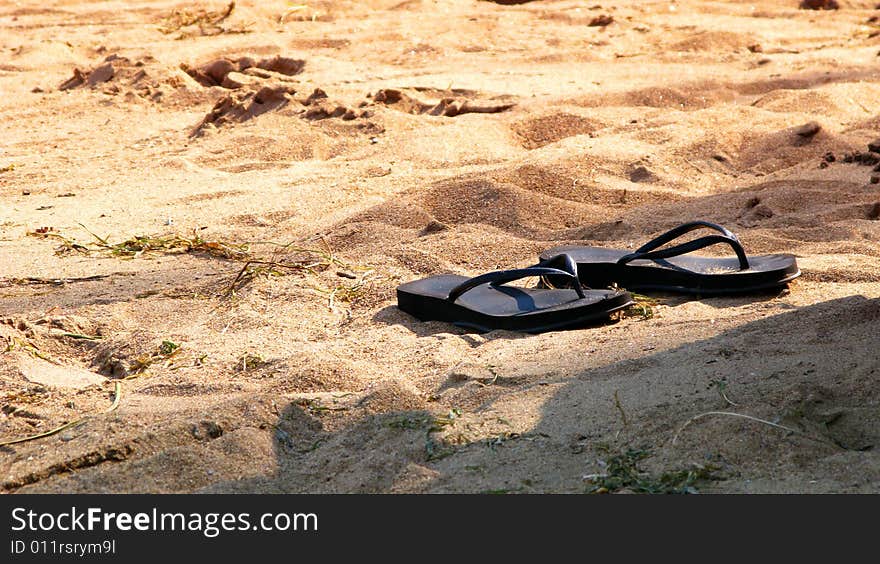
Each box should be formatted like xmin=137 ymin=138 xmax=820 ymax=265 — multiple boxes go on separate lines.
xmin=633 ymin=221 xmax=740 ymax=248
xmin=617 ymin=222 xmax=750 ymax=270
xmin=447 ymin=254 xmax=586 ymax=302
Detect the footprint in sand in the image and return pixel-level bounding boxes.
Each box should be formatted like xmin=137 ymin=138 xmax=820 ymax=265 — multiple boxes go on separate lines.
xmin=58 ymin=54 xmax=171 ymax=102
xmin=191 ymin=85 xmax=379 ymax=136
xmin=184 ymin=55 xmax=305 ymax=89
xmin=299 ymin=88 xmax=376 ymax=124
xmin=1 ymin=316 xmax=106 ymax=390
xmin=192 ymin=85 xmax=297 ymax=136
xmin=185 ymin=55 xmax=378 ymax=135
xmin=370 ymin=87 xmax=516 ymax=117
xmin=510 ymin=112 xmax=598 ymax=149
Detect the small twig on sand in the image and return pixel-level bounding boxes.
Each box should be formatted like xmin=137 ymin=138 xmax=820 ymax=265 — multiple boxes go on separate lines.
xmin=711 ymin=380 xmax=738 ymax=407
xmin=684 ymin=159 xmax=707 ymax=174
xmin=0 ymin=275 xmax=113 ymax=288
xmin=0 ymin=382 xmax=121 ymax=447
xmin=60 ymin=332 xmax=103 ymax=341
xmin=613 ymin=390 xmax=629 ymax=428
xmin=719 ymin=388 xmax=738 ymax=407
xmin=671 ymin=410 xmax=797 ymax=446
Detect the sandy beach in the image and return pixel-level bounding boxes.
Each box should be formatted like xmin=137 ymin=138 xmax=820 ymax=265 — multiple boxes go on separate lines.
xmin=1 ymin=0 xmax=879 ymax=493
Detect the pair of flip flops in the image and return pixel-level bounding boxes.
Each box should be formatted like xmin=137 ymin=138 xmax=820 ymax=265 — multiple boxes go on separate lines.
xmin=397 ymin=221 xmax=801 ymax=333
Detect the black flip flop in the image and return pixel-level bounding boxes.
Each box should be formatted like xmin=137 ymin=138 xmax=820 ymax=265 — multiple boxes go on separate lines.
xmin=396 ymin=254 xmax=633 ymax=333
xmin=540 ymin=221 xmax=800 ymax=294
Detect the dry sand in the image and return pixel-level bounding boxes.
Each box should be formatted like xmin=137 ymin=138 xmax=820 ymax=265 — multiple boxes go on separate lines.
xmin=1 ymin=0 xmax=879 ymax=494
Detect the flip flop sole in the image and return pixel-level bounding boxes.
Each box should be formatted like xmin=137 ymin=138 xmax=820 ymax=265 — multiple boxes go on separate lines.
xmin=606 ymin=269 xmax=802 ymax=295
xmin=397 ymin=275 xmax=633 ymax=333
xmin=539 ymin=246 xmax=800 ymax=294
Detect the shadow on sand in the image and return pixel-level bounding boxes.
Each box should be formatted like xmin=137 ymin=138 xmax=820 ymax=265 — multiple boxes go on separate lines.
xmin=205 ymin=294 xmax=880 ymax=494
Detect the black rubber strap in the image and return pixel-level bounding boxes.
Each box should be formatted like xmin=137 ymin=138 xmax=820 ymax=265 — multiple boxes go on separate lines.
xmin=618 ymin=232 xmax=750 ymax=270
xmin=448 ymin=254 xmax=586 ymax=302
xmin=632 ymin=221 xmax=740 ymax=255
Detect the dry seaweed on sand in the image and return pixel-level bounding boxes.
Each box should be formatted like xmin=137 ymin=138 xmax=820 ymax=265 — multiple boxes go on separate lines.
xmin=235 ymin=353 xmax=267 ymax=372
xmin=224 ymin=240 xmax=370 ymax=297
xmin=312 ymin=269 xmax=379 ymax=310
xmin=0 ymin=382 xmax=122 ymax=447
xmin=583 ymin=445 xmax=719 ymax=494
xmin=385 ymin=408 xmax=464 ymax=461
xmin=28 ymin=224 xmax=249 ymax=260
xmin=4 ymin=335 xmax=60 ymax=364
xmin=77 ymin=223 xmax=250 ymax=260
xmin=0 ymin=274 xmax=113 ymax=288
xmin=26 ymin=224 xmax=375 ymax=304
xmin=26 ymin=227 xmax=89 ymax=255
xmin=128 ymin=340 xmax=183 ymax=375
xmin=621 ymin=292 xmax=661 ymax=320
xmin=157 ymin=2 xmax=250 ymax=37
